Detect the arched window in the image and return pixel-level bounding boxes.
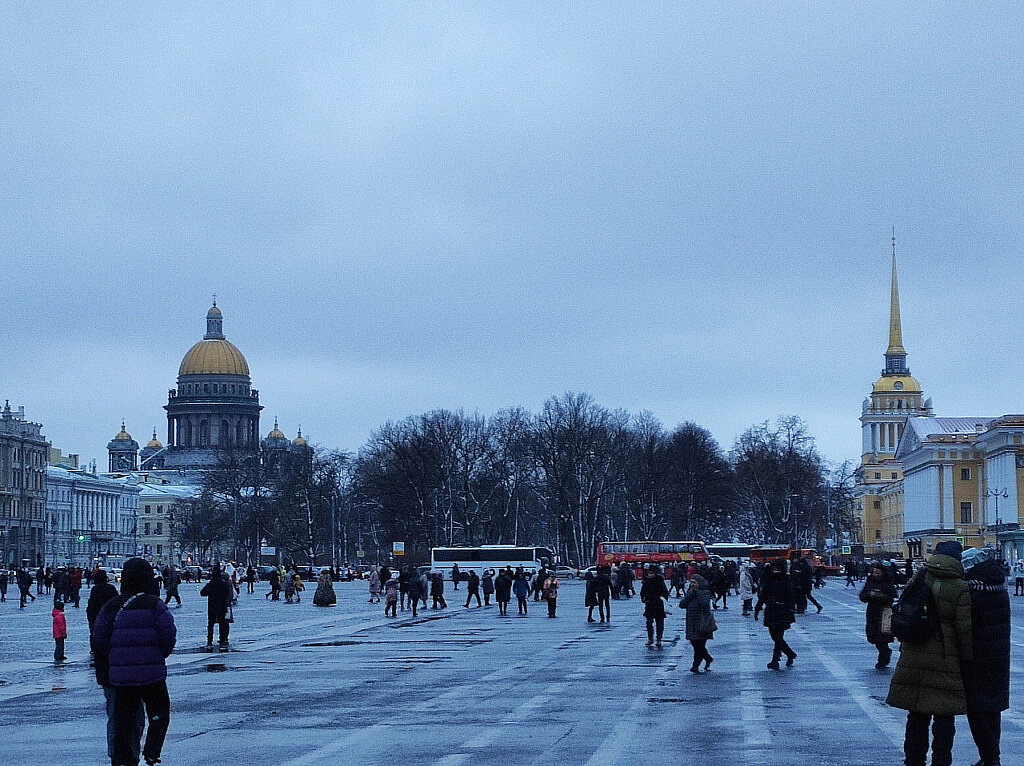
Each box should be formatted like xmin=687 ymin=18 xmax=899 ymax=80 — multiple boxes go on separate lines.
xmin=219 ymin=419 xmax=229 ymax=446
xmin=185 ymin=420 xmax=193 ymax=447
xmin=199 ymin=420 xmax=210 ymax=447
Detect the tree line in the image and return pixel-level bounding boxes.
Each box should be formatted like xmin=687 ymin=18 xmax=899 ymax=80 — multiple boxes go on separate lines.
xmin=181 ymin=392 xmax=859 ymax=567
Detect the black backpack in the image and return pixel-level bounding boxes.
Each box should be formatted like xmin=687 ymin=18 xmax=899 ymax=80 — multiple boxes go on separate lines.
xmin=891 ymin=571 xmax=939 ymax=645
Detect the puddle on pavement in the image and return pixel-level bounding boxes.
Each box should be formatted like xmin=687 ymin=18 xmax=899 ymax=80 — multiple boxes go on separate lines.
xmin=205 ymin=664 xmax=228 ymax=672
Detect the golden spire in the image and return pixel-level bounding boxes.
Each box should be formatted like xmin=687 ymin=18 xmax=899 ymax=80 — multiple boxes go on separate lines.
xmin=887 ymin=229 xmax=906 ymax=355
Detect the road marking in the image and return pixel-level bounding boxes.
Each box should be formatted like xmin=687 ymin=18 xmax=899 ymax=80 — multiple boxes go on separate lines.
xmin=280 ymin=723 xmax=388 ymax=766
xmin=737 ymin=623 xmax=772 ymax=761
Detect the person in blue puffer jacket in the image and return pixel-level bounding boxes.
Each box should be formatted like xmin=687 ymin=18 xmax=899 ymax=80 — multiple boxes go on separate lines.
xmin=91 ymin=557 xmax=176 ymax=766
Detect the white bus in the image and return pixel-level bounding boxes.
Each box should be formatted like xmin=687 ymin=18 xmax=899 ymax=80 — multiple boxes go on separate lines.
xmin=431 ymin=545 xmax=555 ymax=581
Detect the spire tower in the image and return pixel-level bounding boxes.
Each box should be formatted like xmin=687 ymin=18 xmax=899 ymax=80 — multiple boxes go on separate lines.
xmin=884 ymin=231 xmax=908 ymax=375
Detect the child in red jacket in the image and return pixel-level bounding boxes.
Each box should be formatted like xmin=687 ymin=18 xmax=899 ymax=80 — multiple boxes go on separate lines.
xmin=52 ymin=600 xmax=67 ymax=662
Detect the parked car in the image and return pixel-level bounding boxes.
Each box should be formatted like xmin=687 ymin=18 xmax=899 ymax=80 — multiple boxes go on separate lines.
xmin=257 ymin=565 xmax=279 ymax=581
xmin=553 ymin=566 xmax=576 ymax=580
xmin=107 ymin=568 xmax=123 ymax=583
xmin=577 ymin=566 xmax=598 ymax=580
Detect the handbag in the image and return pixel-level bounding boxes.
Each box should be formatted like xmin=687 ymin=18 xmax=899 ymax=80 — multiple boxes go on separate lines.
xmin=880 ymin=606 xmax=893 ymax=637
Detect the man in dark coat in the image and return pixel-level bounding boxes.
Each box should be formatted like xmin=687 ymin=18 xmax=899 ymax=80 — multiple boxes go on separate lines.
xmin=859 ymin=562 xmax=897 ymax=668
xmin=430 ymin=572 xmax=447 ymax=610
xmin=200 ymin=565 xmax=232 ymax=650
xmin=594 ymin=565 xmax=612 ymax=623
xmin=962 ymin=547 xmax=1010 ymax=766
xmin=87 ymin=569 xmax=119 ymax=632
xmin=17 ymin=566 xmax=35 ymax=608
xmin=464 ymin=570 xmax=482 ymax=608
xmin=162 ymin=566 xmax=181 ymax=607
xmin=91 ymin=557 xmax=176 ymax=766
xmin=640 ymin=565 xmax=669 ymax=647
xmin=450 ymin=563 xmax=460 ymax=590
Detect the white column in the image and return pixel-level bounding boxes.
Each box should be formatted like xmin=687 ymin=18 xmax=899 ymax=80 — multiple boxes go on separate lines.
xmin=942 ymin=464 xmax=954 ymax=529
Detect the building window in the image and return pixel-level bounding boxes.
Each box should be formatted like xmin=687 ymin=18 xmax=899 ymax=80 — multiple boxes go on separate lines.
xmin=144 ymin=523 xmax=150 ymax=535
xmin=144 ymin=505 xmax=151 ymax=513
xmin=873 ymin=500 xmax=881 ymax=509
xmin=157 ymin=545 xmax=163 ymax=555
xmin=875 ymin=529 xmax=882 ymax=540
xmin=874 ymin=472 xmax=881 ymax=480
xmin=891 ymin=472 xmax=898 ymax=479
xmin=960 ymin=502 xmax=973 ymax=524
xmin=960 ymin=468 xmax=971 ymax=481
xmin=157 ymin=505 xmax=163 ymax=514
xmin=155 ymin=523 xmax=162 ymax=535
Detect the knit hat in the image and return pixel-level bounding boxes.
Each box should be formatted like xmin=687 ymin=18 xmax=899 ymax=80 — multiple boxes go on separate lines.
xmin=960 ymin=546 xmax=993 ymax=572
xmin=121 ymin=557 xmax=156 ymax=596
xmin=934 ymin=540 xmax=963 ymax=561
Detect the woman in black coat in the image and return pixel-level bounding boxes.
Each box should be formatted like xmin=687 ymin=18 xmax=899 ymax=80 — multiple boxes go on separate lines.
xmin=754 ymin=560 xmax=797 ymax=669
xmin=859 ymin=562 xmax=897 ymax=669
xmin=962 ymin=549 xmax=1011 ymax=766
xmin=639 ymin=566 xmax=670 ymax=648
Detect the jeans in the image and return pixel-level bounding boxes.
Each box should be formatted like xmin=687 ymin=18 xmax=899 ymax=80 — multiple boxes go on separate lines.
xmin=207 ymin=615 xmax=229 ymax=645
xmin=104 ymin=686 xmax=144 ymax=762
xmin=646 ymin=616 xmax=664 ymax=643
xmin=546 ymin=597 xmax=557 ymax=617
xmin=54 ymin=638 xmax=65 ymax=661
xmin=768 ymin=625 xmax=795 ymax=663
xmin=691 ymin=639 xmax=712 ymax=667
xmin=164 ymin=591 xmax=180 ymax=606
xmin=112 ymin=681 xmax=170 ymax=766
xmin=517 ymin=596 xmax=528 ymax=614
xmin=465 ymin=590 xmax=482 ymax=608
xmin=904 ymin=711 xmax=954 ymax=766
xmin=598 ymin=595 xmax=610 ymax=621
xmin=966 ymin=709 xmax=1001 ymax=765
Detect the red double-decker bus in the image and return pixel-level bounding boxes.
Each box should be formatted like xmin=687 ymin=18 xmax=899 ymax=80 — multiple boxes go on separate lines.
xmin=596 ymin=540 xmax=709 ymax=579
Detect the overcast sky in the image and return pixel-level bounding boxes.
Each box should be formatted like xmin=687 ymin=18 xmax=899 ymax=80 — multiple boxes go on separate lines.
xmin=3 ymin=3 xmax=1023 ymax=468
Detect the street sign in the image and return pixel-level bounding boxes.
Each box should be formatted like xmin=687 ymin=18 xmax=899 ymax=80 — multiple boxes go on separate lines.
xmin=261 ymin=546 xmax=276 ymax=556
xmin=841 ymin=545 xmax=852 ymax=555
xmin=356 ymin=550 xmax=365 ymax=558
xmin=393 ymin=542 xmax=405 ymax=556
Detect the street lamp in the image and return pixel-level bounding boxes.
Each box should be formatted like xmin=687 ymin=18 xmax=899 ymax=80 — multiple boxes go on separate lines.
xmin=986 ymin=487 xmax=1008 ymax=532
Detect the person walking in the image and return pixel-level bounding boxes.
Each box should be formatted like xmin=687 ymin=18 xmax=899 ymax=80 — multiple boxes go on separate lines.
xmin=0 ymin=567 xmax=8 ymax=602
xmin=845 ymin=559 xmax=857 ymax=587
xmin=494 ymin=568 xmax=512 ymax=615
xmin=406 ymin=569 xmax=424 ymax=617
xmin=513 ymin=569 xmax=530 ymax=615
xmin=594 ymin=565 xmax=612 ymax=623
xmin=44 ymin=565 xmax=53 ymax=594
xmin=87 ymin=569 xmax=119 ymax=662
xmin=52 ymin=600 xmax=68 ymax=663
xmin=532 ymin=566 xmax=546 ymax=602
xmin=585 ymin=570 xmax=599 ymax=622
xmin=482 ymin=569 xmax=495 ymax=606
xmin=754 ymin=560 xmax=797 ymax=669
xmin=739 ymin=561 xmax=755 ymax=617
xmin=886 ymin=540 xmax=972 ymax=766
xmin=267 ymin=566 xmax=281 ymax=601
xmin=430 ymin=571 xmax=447 ymax=609
xmin=398 ymin=565 xmax=412 ymax=611
xmin=368 ymin=566 xmax=382 ymax=603
xmin=609 ymin=565 xmax=620 ymax=600
xmin=246 ymin=565 xmax=256 ymax=594
xmin=384 ymin=573 xmax=399 ymax=617
xmin=162 ymin=566 xmax=181 ymax=607
xmin=451 ymin=563 xmax=461 ymax=590
xmin=36 ymin=564 xmax=45 ymax=595
xmin=542 ymin=571 xmax=559 ymax=617
xmin=17 ymin=566 xmax=34 ymax=608
xmin=961 ymin=547 xmax=1010 ymax=766
xmin=91 ymin=557 xmax=176 ymax=766
xmin=859 ymin=562 xmax=897 ymax=669
xmin=200 ymin=565 xmax=232 ymax=652
xmin=69 ymin=566 xmax=83 ymax=608
xmin=619 ymin=562 xmax=635 ymax=598
xmin=640 ymin=565 xmax=669 ymax=647
xmin=680 ymin=574 xmax=715 ymax=672
xmin=464 ymin=570 xmax=482 ymax=608
xmin=1013 ymin=560 xmax=1024 ymax=597
xmin=313 ymin=569 xmax=337 ymax=607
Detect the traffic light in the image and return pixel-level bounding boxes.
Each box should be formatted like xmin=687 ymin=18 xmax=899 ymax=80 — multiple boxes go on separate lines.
xmin=77 ymin=534 xmax=85 ymax=542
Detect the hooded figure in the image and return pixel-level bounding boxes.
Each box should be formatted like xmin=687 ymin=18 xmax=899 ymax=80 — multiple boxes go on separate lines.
xmin=313 ymin=569 xmax=337 ymax=607
xmin=90 ymin=557 xmax=176 ymax=766
xmin=886 ymin=542 xmax=972 ymax=766
xmin=87 ymin=569 xmax=119 ymax=631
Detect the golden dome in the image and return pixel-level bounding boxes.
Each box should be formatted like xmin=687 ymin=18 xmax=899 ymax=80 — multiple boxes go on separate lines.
xmin=267 ymin=418 xmax=286 ymax=440
xmin=146 ymin=430 xmax=163 ymax=449
xmin=179 ymin=339 xmax=250 ymax=377
xmin=872 ymin=375 xmax=922 ymax=394
xmin=114 ymin=422 xmax=134 ymax=441
xmin=293 ymin=428 xmax=307 ymax=447
xmin=207 ymin=304 xmax=223 ymax=319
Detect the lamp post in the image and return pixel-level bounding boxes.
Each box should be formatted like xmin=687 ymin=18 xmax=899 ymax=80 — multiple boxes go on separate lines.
xmin=986 ymin=487 xmax=1008 ymax=547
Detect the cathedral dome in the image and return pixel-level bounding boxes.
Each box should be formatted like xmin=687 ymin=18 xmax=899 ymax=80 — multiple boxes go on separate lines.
xmin=179 ymin=339 xmax=250 ymax=377
xmin=178 ymin=301 xmax=250 ymax=377
xmin=293 ymin=428 xmax=307 ymax=447
xmin=146 ymin=430 xmax=163 ymax=449
xmin=266 ymin=419 xmax=286 ymax=441
xmin=113 ymin=423 xmax=134 ymax=442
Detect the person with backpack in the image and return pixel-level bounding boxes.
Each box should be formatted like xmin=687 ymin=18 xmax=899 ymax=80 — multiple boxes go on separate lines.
xmin=886 ymin=540 xmax=972 ymax=766
xmin=859 ymin=562 xmax=897 ymax=669
xmin=960 ymin=547 xmax=1010 ymax=766
xmin=200 ymin=565 xmax=232 ymax=651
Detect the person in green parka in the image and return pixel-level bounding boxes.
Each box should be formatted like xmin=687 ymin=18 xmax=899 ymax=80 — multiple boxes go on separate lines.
xmin=886 ymin=540 xmax=972 ymax=766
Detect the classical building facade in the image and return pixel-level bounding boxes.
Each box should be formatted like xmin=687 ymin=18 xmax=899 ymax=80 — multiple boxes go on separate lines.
xmin=856 ymin=245 xmax=1024 ymax=563
xmin=0 ymin=401 xmax=48 ymax=567
xmin=162 ymin=302 xmax=263 ymax=469
xmin=107 ymin=422 xmax=140 ymax=472
xmin=137 ymin=481 xmax=200 ymax=567
xmin=45 ymin=464 xmax=140 ymax=567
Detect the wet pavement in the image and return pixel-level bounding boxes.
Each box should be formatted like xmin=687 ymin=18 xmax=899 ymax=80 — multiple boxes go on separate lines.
xmin=1 ymin=578 xmax=1023 ymax=765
